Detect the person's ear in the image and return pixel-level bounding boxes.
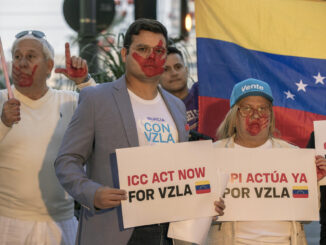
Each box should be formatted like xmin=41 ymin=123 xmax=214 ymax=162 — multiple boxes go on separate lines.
xmin=121 ymin=47 xmax=127 ymax=63
xmin=47 ymin=59 xmax=54 ymax=75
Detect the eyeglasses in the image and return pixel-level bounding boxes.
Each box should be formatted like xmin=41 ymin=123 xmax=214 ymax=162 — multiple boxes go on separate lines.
xmin=133 ymin=44 xmax=166 ymax=57
xmin=15 ymin=30 xmax=46 ymax=39
xmin=238 ymin=105 xmax=271 ymax=117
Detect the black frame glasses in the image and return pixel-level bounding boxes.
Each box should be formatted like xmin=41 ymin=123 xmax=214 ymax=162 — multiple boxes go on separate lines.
xmin=15 ymin=30 xmax=46 ymax=39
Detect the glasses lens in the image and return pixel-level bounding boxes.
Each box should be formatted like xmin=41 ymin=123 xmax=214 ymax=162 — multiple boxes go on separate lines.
xmin=154 ymin=47 xmax=166 ymax=55
xmin=15 ymin=30 xmax=45 ymax=39
xmin=258 ymin=107 xmax=270 ymax=117
xmin=31 ymin=30 xmax=45 ymax=38
xmin=239 ymin=107 xmax=251 ymax=117
xmin=15 ymin=30 xmax=29 ymax=39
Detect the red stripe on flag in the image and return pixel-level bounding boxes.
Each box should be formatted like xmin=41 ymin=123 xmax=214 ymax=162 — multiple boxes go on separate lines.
xmin=293 ymin=194 xmax=309 ymax=198
xmin=274 ymin=106 xmax=326 ymax=148
xmin=198 ymin=96 xmax=229 ymax=141
xmin=196 ymin=189 xmax=211 ymax=194
xmin=199 ymin=96 xmax=326 ymax=148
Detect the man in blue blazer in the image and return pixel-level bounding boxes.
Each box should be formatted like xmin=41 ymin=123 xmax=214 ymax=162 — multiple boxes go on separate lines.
xmin=55 ymin=19 xmax=189 ymax=245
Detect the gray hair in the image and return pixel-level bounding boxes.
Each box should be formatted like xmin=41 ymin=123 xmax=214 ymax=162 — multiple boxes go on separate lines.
xmin=11 ymin=34 xmax=54 ymax=61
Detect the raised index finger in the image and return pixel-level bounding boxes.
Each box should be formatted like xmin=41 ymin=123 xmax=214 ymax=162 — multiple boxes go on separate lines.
xmin=65 ymin=42 xmax=71 ymax=67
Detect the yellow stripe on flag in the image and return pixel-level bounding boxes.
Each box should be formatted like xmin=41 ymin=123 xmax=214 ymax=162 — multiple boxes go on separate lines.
xmin=195 ymin=0 xmax=326 ymax=59
xmin=293 ymin=186 xmax=308 ymax=190
xmin=195 ymin=180 xmax=210 ymax=186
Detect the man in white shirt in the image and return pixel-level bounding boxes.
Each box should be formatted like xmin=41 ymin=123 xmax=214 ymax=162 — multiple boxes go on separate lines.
xmin=0 ymin=30 xmax=95 ymax=244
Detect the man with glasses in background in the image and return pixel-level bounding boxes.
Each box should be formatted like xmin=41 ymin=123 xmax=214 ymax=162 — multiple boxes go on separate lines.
xmin=0 ymin=30 xmax=95 ymax=244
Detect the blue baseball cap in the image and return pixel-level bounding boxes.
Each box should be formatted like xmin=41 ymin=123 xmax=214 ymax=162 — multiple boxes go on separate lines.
xmin=230 ymin=78 xmax=273 ymax=107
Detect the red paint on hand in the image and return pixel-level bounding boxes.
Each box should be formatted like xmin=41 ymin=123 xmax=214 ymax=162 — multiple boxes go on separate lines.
xmin=132 ymin=40 xmax=166 ymax=77
xmin=55 ymin=43 xmax=87 ymax=78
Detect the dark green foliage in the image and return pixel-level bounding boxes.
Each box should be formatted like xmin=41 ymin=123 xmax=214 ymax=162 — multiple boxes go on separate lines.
xmin=88 ymin=32 xmax=125 ymax=83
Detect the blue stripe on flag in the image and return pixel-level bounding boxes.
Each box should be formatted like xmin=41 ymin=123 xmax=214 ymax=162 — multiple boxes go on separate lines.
xmin=197 ymin=38 xmax=326 ymax=116
xmin=293 ymin=189 xmax=308 ymax=195
xmin=195 ymin=184 xmax=210 ymax=191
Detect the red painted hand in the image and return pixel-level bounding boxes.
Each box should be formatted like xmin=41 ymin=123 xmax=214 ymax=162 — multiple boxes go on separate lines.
xmin=55 ymin=43 xmax=88 ymax=84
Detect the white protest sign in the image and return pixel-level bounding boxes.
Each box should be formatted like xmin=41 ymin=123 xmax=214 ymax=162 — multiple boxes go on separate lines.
xmin=168 ymin=171 xmax=229 ymax=245
xmin=212 ymin=148 xmax=318 ymax=221
xmin=314 ymin=120 xmax=326 ymax=185
xmin=168 ymin=217 xmax=212 ymax=245
xmin=116 ymin=141 xmax=221 ymax=229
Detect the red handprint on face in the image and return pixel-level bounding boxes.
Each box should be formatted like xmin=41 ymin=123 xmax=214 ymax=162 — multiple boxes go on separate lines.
xmin=12 ymin=64 xmax=38 ymax=87
xmin=54 ymin=43 xmax=88 ymax=79
xmin=245 ymin=115 xmax=269 ymax=136
xmin=132 ymin=40 xmax=166 ymax=77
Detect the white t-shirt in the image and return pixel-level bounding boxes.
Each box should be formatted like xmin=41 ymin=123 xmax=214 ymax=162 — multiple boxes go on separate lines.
xmin=0 ymin=87 xmax=78 ymax=221
xmin=128 ymin=89 xmax=178 ymax=146
xmin=233 ymin=139 xmax=291 ymax=245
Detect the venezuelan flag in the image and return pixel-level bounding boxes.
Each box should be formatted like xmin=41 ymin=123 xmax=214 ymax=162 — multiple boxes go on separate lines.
xmin=292 ymin=186 xmax=309 ymax=198
xmin=195 ymin=180 xmax=211 ymax=194
xmin=195 ymin=0 xmax=326 ymax=147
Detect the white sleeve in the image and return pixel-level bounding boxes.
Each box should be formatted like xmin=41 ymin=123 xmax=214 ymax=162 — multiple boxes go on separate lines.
xmin=76 ymin=78 xmax=96 ymax=90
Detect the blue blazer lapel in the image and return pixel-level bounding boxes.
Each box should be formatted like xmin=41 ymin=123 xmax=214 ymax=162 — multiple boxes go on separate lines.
xmin=159 ymin=87 xmax=188 ymax=142
xmin=112 ymin=76 xmax=139 ymax=147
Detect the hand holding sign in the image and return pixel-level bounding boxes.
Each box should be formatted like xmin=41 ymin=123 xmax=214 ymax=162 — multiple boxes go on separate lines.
xmin=316 ymin=155 xmax=326 ymax=181
xmin=214 ymin=198 xmax=225 ymax=216
xmin=313 ymin=121 xmax=326 ymax=184
xmin=1 ymin=98 xmax=21 ymax=127
xmin=94 ymin=186 xmax=127 ymax=210
xmin=55 ymin=43 xmax=88 ymax=85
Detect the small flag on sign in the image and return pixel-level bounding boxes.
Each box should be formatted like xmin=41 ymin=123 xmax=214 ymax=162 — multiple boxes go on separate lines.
xmin=195 ymin=180 xmax=211 ymax=194
xmin=293 ymin=186 xmax=309 ymax=198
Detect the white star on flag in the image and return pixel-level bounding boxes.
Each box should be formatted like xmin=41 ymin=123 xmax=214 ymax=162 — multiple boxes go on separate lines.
xmin=295 ymin=80 xmax=308 ymax=92
xmin=313 ymin=72 xmax=325 ymax=85
xmin=284 ymin=90 xmax=295 ymax=100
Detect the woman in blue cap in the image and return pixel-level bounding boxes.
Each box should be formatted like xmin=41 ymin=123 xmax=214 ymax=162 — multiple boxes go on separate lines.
xmin=206 ymin=78 xmax=307 ymax=245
